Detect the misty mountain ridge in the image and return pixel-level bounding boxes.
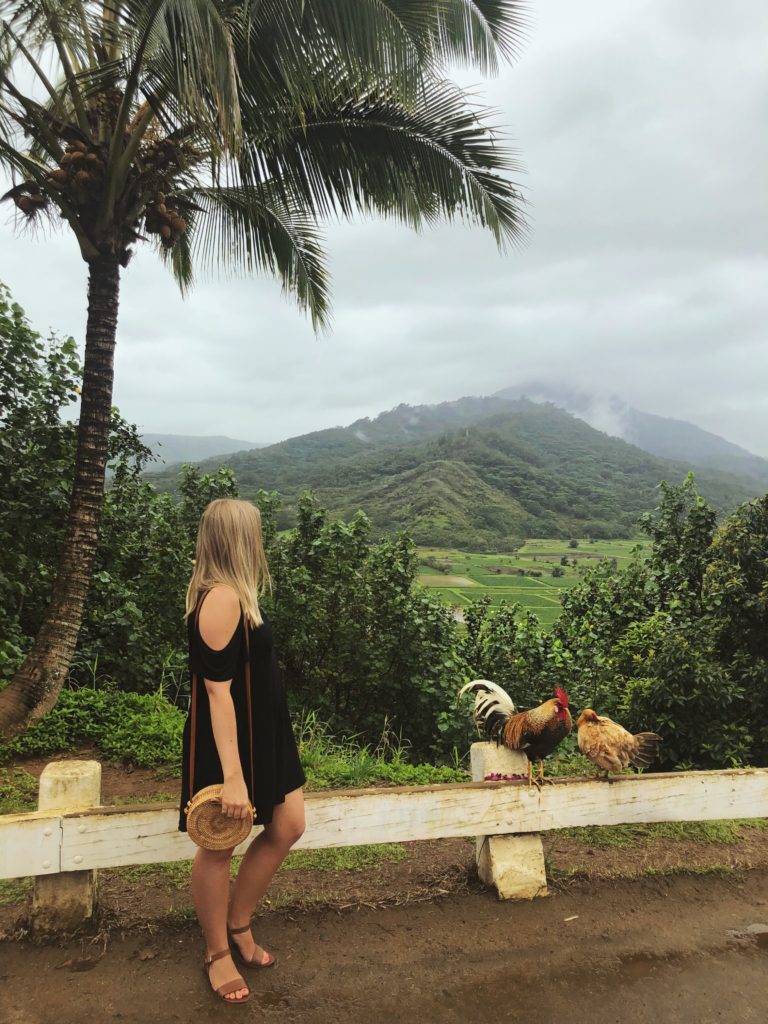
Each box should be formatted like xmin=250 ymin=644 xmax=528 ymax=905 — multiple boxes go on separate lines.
xmin=140 ymin=433 xmax=263 ymax=472
xmin=494 ymin=385 xmax=768 ymax=484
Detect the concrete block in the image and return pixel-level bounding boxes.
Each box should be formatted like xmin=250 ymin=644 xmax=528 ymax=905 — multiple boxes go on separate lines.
xmin=470 ymin=742 xmax=548 ymax=900
xmin=476 ymin=833 xmax=548 ymax=899
xmin=33 ymin=760 xmax=101 ymax=932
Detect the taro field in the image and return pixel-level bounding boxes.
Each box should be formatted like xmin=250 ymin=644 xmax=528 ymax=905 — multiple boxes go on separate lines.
xmin=416 ymin=538 xmax=648 ymax=627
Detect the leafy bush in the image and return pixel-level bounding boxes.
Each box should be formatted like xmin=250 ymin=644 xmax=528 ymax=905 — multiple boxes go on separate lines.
xmin=0 ymin=767 xmax=37 ymax=813
xmin=551 ymin=478 xmax=768 ymax=768
xmin=0 ymin=687 xmax=186 ymax=768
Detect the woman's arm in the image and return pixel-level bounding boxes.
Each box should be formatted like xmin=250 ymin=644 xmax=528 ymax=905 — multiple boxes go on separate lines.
xmin=200 ymin=586 xmax=251 ymax=820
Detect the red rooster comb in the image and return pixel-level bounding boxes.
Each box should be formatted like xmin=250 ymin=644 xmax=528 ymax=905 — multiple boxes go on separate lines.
xmin=553 ymin=687 xmax=569 ymax=707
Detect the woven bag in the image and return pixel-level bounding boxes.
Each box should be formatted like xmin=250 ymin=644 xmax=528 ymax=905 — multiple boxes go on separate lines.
xmin=184 ymin=594 xmax=256 ymax=851
xmin=185 ymin=783 xmax=253 ymax=850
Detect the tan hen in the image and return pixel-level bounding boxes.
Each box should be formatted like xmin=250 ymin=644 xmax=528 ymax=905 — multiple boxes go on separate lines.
xmin=576 ymin=709 xmax=661 ymax=776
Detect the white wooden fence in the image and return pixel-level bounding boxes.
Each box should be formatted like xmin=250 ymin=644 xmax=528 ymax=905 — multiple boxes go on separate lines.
xmin=2 ymin=745 xmax=767 ymax=928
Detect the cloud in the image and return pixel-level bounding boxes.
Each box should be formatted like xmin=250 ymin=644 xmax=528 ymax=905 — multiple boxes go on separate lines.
xmin=1 ymin=0 xmax=766 ymax=454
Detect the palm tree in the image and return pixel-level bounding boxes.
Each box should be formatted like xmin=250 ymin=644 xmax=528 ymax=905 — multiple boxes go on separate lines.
xmin=0 ymin=0 xmax=526 ymax=738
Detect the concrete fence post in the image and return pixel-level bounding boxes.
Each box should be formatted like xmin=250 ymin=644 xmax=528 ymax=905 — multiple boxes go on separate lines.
xmin=32 ymin=760 xmax=102 ymax=931
xmin=470 ymin=742 xmax=548 ymax=899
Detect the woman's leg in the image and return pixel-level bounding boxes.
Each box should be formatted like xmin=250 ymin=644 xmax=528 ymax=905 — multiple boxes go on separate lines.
xmin=191 ymin=845 xmax=249 ymax=1000
xmin=228 ymin=787 xmax=305 ymax=962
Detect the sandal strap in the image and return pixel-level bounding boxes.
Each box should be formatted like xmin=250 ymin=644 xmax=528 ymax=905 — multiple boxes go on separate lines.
xmin=227 ymin=923 xmax=252 ymax=935
xmin=205 ymin=948 xmax=232 ymax=967
xmin=215 ymin=976 xmax=248 ymax=998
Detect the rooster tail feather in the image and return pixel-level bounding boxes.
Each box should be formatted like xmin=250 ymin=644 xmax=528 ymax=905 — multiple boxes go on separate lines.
xmin=630 ymin=732 xmax=662 ymax=768
xmin=458 ymin=680 xmax=517 ymax=742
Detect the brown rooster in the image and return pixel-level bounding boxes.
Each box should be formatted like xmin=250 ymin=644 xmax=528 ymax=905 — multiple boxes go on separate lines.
xmin=460 ymin=680 xmax=572 ymax=789
xmin=576 ymin=709 xmax=661 ymax=776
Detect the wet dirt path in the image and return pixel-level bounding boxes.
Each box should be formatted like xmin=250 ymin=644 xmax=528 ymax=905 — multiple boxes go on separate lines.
xmin=2 ymin=871 xmax=768 ymax=1024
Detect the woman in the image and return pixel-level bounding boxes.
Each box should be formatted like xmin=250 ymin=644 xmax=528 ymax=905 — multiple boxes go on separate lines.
xmin=178 ymin=498 xmax=306 ymax=1005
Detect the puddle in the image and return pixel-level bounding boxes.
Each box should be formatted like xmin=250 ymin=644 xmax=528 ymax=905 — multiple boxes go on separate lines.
xmin=726 ymin=924 xmax=768 ymax=951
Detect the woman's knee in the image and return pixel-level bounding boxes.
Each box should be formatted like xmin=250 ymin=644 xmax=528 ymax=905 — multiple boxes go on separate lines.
xmin=265 ymin=815 xmax=305 ymax=850
xmin=195 ymin=844 xmax=235 ymax=865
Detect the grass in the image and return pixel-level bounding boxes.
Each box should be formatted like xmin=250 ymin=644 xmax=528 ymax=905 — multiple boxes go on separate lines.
xmin=281 ymin=844 xmax=407 ymax=872
xmin=642 ymin=864 xmax=738 ymax=879
xmin=295 ymin=710 xmax=468 ymax=790
xmin=558 ymin=818 xmax=768 ymax=848
xmin=0 ymin=877 xmax=32 ymax=906
xmin=548 ymin=862 xmax=741 ymax=883
xmin=113 ymin=843 xmax=408 ymax=892
xmin=110 ymin=792 xmax=178 ymax=805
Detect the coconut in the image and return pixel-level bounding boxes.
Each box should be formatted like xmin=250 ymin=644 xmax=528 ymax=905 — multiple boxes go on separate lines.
xmin=15 ymin=196 xmax=35 ymax=214
xmin=48 ymin=169 xmax=69 ymax=184
xmin=160 ymin=224 xmax=172 ymax=239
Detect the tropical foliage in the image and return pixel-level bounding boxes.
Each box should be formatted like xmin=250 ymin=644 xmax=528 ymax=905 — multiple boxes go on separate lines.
xmin=0 ymin=0 xmax=527 ymax=736
xmin=467 ymin=478 xmax=768 ymax=769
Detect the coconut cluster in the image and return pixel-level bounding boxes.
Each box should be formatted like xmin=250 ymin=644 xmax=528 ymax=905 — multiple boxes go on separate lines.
xmin=144 ymin=192 xmax=187 ymax=248
xmin=47 ymin=138 xmax=107 ymax=202
xmin=5 ymin=87 xmax=200 ymax=265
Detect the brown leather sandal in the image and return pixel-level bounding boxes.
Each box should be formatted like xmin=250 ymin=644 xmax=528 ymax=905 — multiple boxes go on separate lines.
xmin=203 ymin=948 xmax=251 ymax=1003
xmin=227 ymin=922 xmax=276 ymax=969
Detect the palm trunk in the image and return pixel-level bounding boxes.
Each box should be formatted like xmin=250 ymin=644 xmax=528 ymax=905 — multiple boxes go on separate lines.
xmin=0 ymin=258 xmax=120 ymax=739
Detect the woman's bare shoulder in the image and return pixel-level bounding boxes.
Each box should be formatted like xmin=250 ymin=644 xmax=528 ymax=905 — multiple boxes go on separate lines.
xmin=198 ymin=585 xmax=241 ymax=651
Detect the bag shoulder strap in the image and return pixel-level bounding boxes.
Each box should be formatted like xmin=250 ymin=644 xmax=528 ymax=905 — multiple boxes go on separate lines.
xmin=189 ymin=591 xmax=254 ymax=802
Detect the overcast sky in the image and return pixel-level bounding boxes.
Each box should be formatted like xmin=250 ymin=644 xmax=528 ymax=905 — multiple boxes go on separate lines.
xmin=1 ymin=0 xmax=766 ymax=452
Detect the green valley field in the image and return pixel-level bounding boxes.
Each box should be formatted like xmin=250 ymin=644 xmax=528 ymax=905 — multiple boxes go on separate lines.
xmin=417 ymin=538 xmax=647 ymax=625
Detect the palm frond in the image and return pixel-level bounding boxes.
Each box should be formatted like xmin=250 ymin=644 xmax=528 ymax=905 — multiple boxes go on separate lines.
xmin=114 ymin=0 xmax=242 ymax=151
xmin=174 ymin=183 xmax=331 ymax=329
xmin=241 ymin=81 xmax=527 ymax=248
xmin=243 ymin=0 xmax=427 ymax=109
xmin=435 ymin=1 xmax=530 ymax=70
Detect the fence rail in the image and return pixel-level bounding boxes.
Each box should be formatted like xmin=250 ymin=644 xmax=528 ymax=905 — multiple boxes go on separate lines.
xmin=2 ymin=752 xmax=767 ymax=926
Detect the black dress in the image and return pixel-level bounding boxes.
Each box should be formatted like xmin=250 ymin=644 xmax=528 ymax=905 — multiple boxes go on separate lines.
xmin=178 ymin=592 xmax=306 ymax=833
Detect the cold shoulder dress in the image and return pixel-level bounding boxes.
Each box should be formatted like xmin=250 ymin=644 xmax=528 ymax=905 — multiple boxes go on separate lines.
xmin=178 ymin=592 xmax=306 ymax=833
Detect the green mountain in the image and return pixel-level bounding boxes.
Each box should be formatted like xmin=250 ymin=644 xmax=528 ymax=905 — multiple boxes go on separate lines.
xmin=148 ymin=399 xmax=764 ymax=548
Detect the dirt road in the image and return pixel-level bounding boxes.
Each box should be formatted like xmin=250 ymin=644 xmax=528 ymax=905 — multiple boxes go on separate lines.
xmin=2 ymin=871 xmax=767 ymax=1024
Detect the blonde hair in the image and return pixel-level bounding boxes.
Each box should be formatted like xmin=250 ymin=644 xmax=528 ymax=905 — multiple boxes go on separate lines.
xmin=185 ymin=498 xmax=271 ymax=627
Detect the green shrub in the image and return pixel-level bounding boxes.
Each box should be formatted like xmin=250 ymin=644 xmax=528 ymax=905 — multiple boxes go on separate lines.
xmin=0 ymin=767 xmax=37 ymax=813
xmin=0 ymin=687 xmax=185 ymax=768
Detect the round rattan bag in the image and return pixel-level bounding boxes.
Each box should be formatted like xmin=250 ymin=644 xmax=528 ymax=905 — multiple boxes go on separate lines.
xmin=185 ymin=785 xmax=255 ymax=850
